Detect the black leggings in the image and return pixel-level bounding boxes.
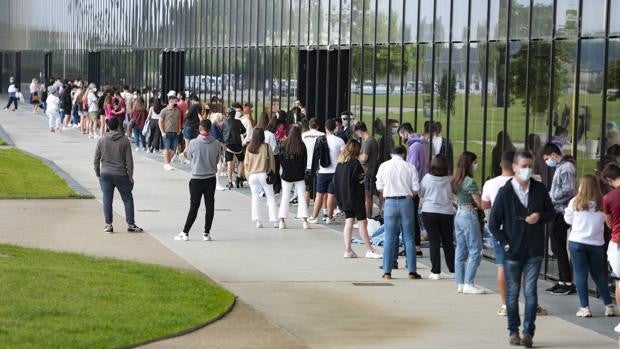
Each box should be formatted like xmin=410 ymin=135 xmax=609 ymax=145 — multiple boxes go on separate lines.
xmin=183 ymin=177 xmax=216 ymax=235
xmin=147 ymin=119 xmax=162 ymax=151
xmin=421 ymin=212 xmax=455 ymax=274
xmin=4 ymin=96 xmax=18 ymax=110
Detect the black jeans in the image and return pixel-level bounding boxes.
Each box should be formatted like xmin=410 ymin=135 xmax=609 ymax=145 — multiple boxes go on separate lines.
xmin=422 ymin=212 xmax=455 ymax=274
xmin=147 ymin=119 xmax=162 ymax=151
xmin=550 ymin=211 xmax=573 ymax=282
xmin=413 ymin=196 xmax=421 ymax=246
xmin=273 ymin=154 xmax=281 ymax=194
xmin=99 ymin=173 xmax=135 ymax=225
xmin=4 ymin=96 xmax=18 ymax=110
xmin=183 ymin=177 xmax=216 ymax=235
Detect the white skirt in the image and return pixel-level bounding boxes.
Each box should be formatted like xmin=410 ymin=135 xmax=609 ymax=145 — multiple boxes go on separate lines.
xmin=607 ymin=241 xmax=620 ymax=279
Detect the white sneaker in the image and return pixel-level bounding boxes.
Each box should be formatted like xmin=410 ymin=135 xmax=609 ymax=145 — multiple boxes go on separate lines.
xmin=344 ymin=250 xmax=358 ymax=258
xmin=273 ymin=222 xmax=279 ymax=228
xmin=576 ymin=307 xmax=592 ymax=317
xmin=457 ymin=284 xmax=464 ymax=293
xmin=203 ymin=233 xmax=212 ymax=241
xmin=279 ymin=221 xmax=286 ymax=229
xmin=325 ymin=217 xmax=333 ymax=225
xmin=174 ymin=232 xmax=188 ymax=241
xmin=606 ymin=304 xmax=617 ymax=317
xmin=164 ymin=164 xmax=174 ymax=171
xmin=256 ymin=221 xmax=263 ymax=228
xmin=135 ymin=147 xmax=140 ymax=151
xmin=497 ymin=304 xmax=507 ymax=316
xmin=462 ymin=284 xmax=486 ymax=294
xmin=302 ymin=221 xmax=310 ymax=229
xmin=365 ymin=251 xmax=382 ymax=259
xmin=615 ymin=322 xmax=620 ymax=333
xmin=353 ymin=223 xmax=359 ymax=229
xmin=428 ymin=273 xmax=441 ymax=280
xmin=307 ymin=216 xmax=318 ymax=224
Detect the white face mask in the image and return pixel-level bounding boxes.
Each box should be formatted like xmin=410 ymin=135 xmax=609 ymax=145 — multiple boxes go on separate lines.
xmin=518 ymin=168 xmax=533 ymax=182
xmin=235 ymin=111 xmax=241 ymax=118
xmin=471 ymin=163 xmax=478 ymax=172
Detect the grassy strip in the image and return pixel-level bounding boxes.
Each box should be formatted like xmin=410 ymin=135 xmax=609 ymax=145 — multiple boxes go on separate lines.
xmin=0 ymin=148 xmax=79 ymax=198
xmin=0 ymin=244 xmax=235 ymax=349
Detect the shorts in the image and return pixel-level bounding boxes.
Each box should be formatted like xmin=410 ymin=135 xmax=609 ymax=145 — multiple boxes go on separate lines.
xmin=304 ymin=170 xmax=316 ymax=194
xmin=608 ymin=241 xmax=620 ymax=279
xmin=492 ymin=236 xmax=505 ymax=266
xmin=88 ymin=112 xmax=98 ymax=123
xmin=225 ymin=143 xmax=244 ymax=162
xmin=364 ymin=174 xmax=375 ymax=193
xmin=315 ymin=173 xmax=335 ymax=194
xmin=164 ymin=132 xmax=179 ymax=150
xmin=344 ymin=207 xmax=367 ymax=221
xmin=183 ymin=127 xmax=198 ymax=140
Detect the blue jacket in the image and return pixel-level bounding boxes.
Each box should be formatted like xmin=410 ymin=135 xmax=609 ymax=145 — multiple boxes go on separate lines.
xmin=488 ymin=178 xmax=555 ymax=261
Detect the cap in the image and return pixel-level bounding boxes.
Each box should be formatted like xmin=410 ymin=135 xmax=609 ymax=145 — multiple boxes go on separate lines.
xmin=167 ymin=90 xmax=176 ymax=97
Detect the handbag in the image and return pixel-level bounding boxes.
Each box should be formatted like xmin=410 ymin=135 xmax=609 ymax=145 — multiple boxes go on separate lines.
xmin=265 ymin=144 xmax=275 ymax=185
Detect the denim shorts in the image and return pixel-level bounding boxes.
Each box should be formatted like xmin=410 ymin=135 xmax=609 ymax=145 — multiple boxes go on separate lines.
xmin=164 ymin=132 xmax=179 ymax=150
xmin=492 ymin=236 xmax=505 ymax=266
xmin=182 ymin=127 xmax=198 ymax=140
xmin=315 ymin=173 xmax=335 ymax=194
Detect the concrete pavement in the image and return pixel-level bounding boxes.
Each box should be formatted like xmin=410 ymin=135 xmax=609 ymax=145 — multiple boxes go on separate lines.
xmin=0 ymin=108 xmax=617 ymax=348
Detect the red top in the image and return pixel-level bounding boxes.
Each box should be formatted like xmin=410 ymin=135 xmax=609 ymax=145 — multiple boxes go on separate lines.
xmin=130 ymin=110 xmax=148 ymax=129
xmin=604 ymin=187 xmax=620 ymax=243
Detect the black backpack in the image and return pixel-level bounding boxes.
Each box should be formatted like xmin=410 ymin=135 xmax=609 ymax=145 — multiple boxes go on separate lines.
xmin=312 ymin=135 xmax=331 ymax=172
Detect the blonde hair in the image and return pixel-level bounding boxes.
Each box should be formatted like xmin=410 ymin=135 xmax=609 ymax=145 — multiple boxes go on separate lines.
xmin=209 ymin=112 xmax=223 ymax=124
xmin=337 ymin=140 xmax=361 ymax=163
xmin=572 ymin=174 xmax=603 ymax=211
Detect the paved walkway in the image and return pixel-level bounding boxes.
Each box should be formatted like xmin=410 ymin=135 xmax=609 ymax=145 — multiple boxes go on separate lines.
xmin=0 ymin=108 xmax=617 ymax=348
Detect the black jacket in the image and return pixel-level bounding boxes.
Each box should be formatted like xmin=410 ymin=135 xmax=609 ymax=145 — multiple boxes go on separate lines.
xmin=280 ymin=150 xmax=307 ymax=182
xmin=221 ymin=117 xmax=245 ymax=145
xmin=333 ymin=160 xmax=365 ymax=212
xmin=488 ymin=178 xmax=555 ymax=261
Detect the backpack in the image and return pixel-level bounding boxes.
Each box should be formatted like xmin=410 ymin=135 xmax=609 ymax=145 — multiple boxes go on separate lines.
xmin=312 ymin=135 xmax=331 ymax=172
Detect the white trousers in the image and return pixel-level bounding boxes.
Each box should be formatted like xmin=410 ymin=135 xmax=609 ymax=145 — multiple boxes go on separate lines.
xmin=279 ymin=179 xmax=308 ymax=219
xmin=248 ymin=172 xmax=277 ymax=222
xmin=47 ymin=110 xmax=61 ymax=129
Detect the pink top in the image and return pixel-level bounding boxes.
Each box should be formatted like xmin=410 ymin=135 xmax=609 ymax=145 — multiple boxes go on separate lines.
xmin=105 ymin=105 xmax=114 ymax=120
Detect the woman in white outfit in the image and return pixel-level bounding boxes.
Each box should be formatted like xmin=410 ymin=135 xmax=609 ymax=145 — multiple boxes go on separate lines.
xmin=278 ymin=126 xmax=309 ymax=229
xmin=45 ymin=88 xmax=61 ymax=132
xmin=244 ymin=128 xmax=278 ymax=228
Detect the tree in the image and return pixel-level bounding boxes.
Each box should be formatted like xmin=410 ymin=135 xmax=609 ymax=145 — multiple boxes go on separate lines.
xmin=437 ymin=70 xmax=456 ymax=116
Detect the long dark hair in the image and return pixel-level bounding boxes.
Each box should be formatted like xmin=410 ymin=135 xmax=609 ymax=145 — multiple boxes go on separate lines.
xmin=452 ymin=151 xmax=477 ymax=193
xmin=257 ymin=111 xmax=270 ymax=129
xmin=430 ymin=154 xmax=450 ymax=177
xmin=282 ymin=126 xmax=305 ymax=156
xmin=247 ymin=128 xmax=266 ymax=154
xmin=152 ymin=98 xmax=163 ymax=113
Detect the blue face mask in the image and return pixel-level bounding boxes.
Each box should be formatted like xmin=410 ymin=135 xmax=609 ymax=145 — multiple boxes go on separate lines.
xmin=545 ymin=159 xmax=557 ymax=168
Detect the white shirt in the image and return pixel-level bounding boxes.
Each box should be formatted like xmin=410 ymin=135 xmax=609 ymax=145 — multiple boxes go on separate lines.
xmin=376 ymin=155 xmax=420 ymax=197
xmin=7 ymin=84 xmax=16 ymax=94
xmin=318 ymin=134 xmax=345 ymax=174
xmin=87 ymin=91 xmax=99 ymax=113
xmin=150 ymin=107 xmax=160 ymax=120
xmin=432 ymin=136 xmax=442 ymax=156
xmin=264 ymin=130 xmax=278 ymax=155
xmin=302 ymin=129 xmax=325 ymax=170
xmin=240 ymin=115 xmax=253 ymax=144
xmin=564 ymin=199 xmax=605 ymax=246
xmin=511 ymin=178 xmax=530 ymax=207
xmin=46 ymin=94 xmax=60 ymax=113
xmin=482 ymin=175 xmax=512 ymax=205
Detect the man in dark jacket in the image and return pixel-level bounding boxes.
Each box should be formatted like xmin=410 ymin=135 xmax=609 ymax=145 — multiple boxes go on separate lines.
xmin=489 ymin=150 xmax=555 ymax=348
xmin=94 ymin=117 xmax=143 ymax=234
xmin=221 ymin=107 xmax=246 ymax=189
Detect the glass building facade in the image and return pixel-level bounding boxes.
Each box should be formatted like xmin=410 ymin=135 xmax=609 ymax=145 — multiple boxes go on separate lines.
xmin=1 ymin=0 xmax=619 ymax=279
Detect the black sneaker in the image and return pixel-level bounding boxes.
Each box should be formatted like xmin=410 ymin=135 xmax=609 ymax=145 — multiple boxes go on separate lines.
xmin=408 ymin=272 xmax=422 ymax=279
xmin=127 ymin=224 xmax=143 ymax=233
xmin=416 ymin=250 xmax=423 ymax=257
xmin=550 ymin=284 xmax=571 ymax=295
xmin=546 ymin=283 xmax=561 ymax=292
xmin=103 ymin=225 xmax=114 ymax=233
xmin=566 ymin=284 xmax=576 ymax=295
xmin=521 ymin=334 xmax=533 ymax=348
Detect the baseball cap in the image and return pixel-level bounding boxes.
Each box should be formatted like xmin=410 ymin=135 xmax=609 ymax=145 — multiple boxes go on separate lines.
xmin=167 ymin=90 xmax=176 ymax=97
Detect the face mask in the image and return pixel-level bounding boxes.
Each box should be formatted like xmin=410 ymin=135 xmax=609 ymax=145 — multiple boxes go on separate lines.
xmin=92 ymin=88 xmax=97 ymax=93
xmin=235 ymin=111 xmax=241 ymax=118
xmin=173 ymin=103 xmax=178 ymax=108
xmin=518 ymin=168 xmax=533 ymax=182
xmin=392 ymin=127 xmax=398 ymax=135
xmin=472 ymin=163 xmax=478 ymax=172
xmin=545 ymin=159 xmax=557 ymax=168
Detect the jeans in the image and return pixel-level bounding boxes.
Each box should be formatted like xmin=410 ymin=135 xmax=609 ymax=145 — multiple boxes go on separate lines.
xmin=248 ymin=172 xmax=277 ymax=223
xmin=4 ymin=96 xmax=18 ymax=110
xmin=454 ymin=208 xmax=482 ymax=285
xmin=568 ymin=241 xmax=613 ymax=307
xmin=132 ymin=127 xmax=146 ymax=150
xmin=147 ymin=119 xmax=162 ymax=151
xmin=279 ymin=179 xmax=308 ymax=219
xmin=99 ymin=173 xmax=135 ymax=225
xmin=504 ymin=256 xmax=543 ymax=337
xmin=383 ymin=197 xmax=416 ymax=274
xmin=550 ymin=212 xmax=573 ymax=282
xmin=183 ymin=177 xmax=216 ymax=235
xmin=421 ymin=212 xmax=455 ymax=274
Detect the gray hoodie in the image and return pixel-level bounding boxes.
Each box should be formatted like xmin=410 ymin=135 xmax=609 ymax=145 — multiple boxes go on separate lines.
xmin=188 ymin=134 xmax=220 ymax=179
xmin=94 ymin=131 xmax=133 ymax=178
xmin=419 ymin=174 xmax=454 ymax=215
xmin=549 ymin=158 xmax=576 ymax=213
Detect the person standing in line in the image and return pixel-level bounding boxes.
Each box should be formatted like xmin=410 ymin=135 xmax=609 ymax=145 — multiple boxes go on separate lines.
xmin=489 ymin=150 xmax=555 ymax=348
xmin=222 ymin=107 xmax=247 ymax=189
xmin=419 ymin=154 xmax=455 ymax=280
xmin=257 ymin=111 xmax=280 ymax=194
xmin=145 ymin=97 xmax=163 ymax=153
xmin=564 ymin=174 xmax=617 ymax=318
xmin=334 ymin=140 xmax=382 ymax=259
xmin=86 ymin=84 xmax=99 ymax=139
xmin=93 ymin=117 xmax=143 ymax=234
xmin=376 ymin=145 xmax=421 ymax=280
xmin=432 ymin=122 xmax=454 ymax=173
xmin=174 ymin=119 xmax=221 ymax=242
xmin=182 ymin=95 xmax=202 ymax=161
xmin=130 ymin=97 xmax=148 ymax=151
xmin=301 ymin=118 xmax=324 ymax=208
xmin=121 ymin=85 xmax=135 ymax=139
xmin=308 ymin=119 xmax=345 ymax=224
xmin=491 ymin=131 xmax=516 ymax=178
xmin=4 ymin=77 xmax=18 ymax=111
xmin=159 ymin=95 xmax=181 ymax=171
xmin=542 ymin=142 xmax=577 ymax=295
xmin=244 ymin=128 xmax=277 ymax=228
xmin=29 ymin=78 xmax=40 ymax=113
xmin=278 ymin=126 xmax=310 ymax=230
xmin=602 ymin=164 xmax=620 ymax=334
xmin=452 ymin=151 xmax=485 ymax=294
xmin=45 ymin=88 xmax=61 ymax=133
xmin=355 ymin=122 xmax=379 ymax=219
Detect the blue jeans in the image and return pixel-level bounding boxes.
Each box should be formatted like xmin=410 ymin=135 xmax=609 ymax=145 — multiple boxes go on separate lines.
xmin=568 ymin=241 xmax=613 ymax=307
xmin=454 ymin=208 xmax=482 ymax=284
xmin=504 ymin=256 xmax=543 ymax=337
xmin=99 ymin=173 xmax=135 ymax=225
xmin=383 ymin=197 xmax=416 ymax=274
xmin=132 ymin=127 xmax=146 ymax=149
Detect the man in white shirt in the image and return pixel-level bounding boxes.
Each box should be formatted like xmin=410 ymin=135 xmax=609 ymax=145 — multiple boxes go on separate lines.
xmin=376 ymin=145 xmax=421 ymax=280
xmin=308 ymin=119 xmax=344 ymax=224
xmin=87 ymin=84 xmax=99 ymax=139
xmin=302 ymin=118 xmax=324 ymax=206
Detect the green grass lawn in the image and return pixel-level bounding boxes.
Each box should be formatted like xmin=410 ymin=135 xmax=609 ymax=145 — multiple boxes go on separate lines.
xmin=0 ymin=244 xmax=235 ymax=349
xmin=0 ymin=137 xmax=6 ymax=145
xmin=0 ymin=148 xmax=80 ymax=199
